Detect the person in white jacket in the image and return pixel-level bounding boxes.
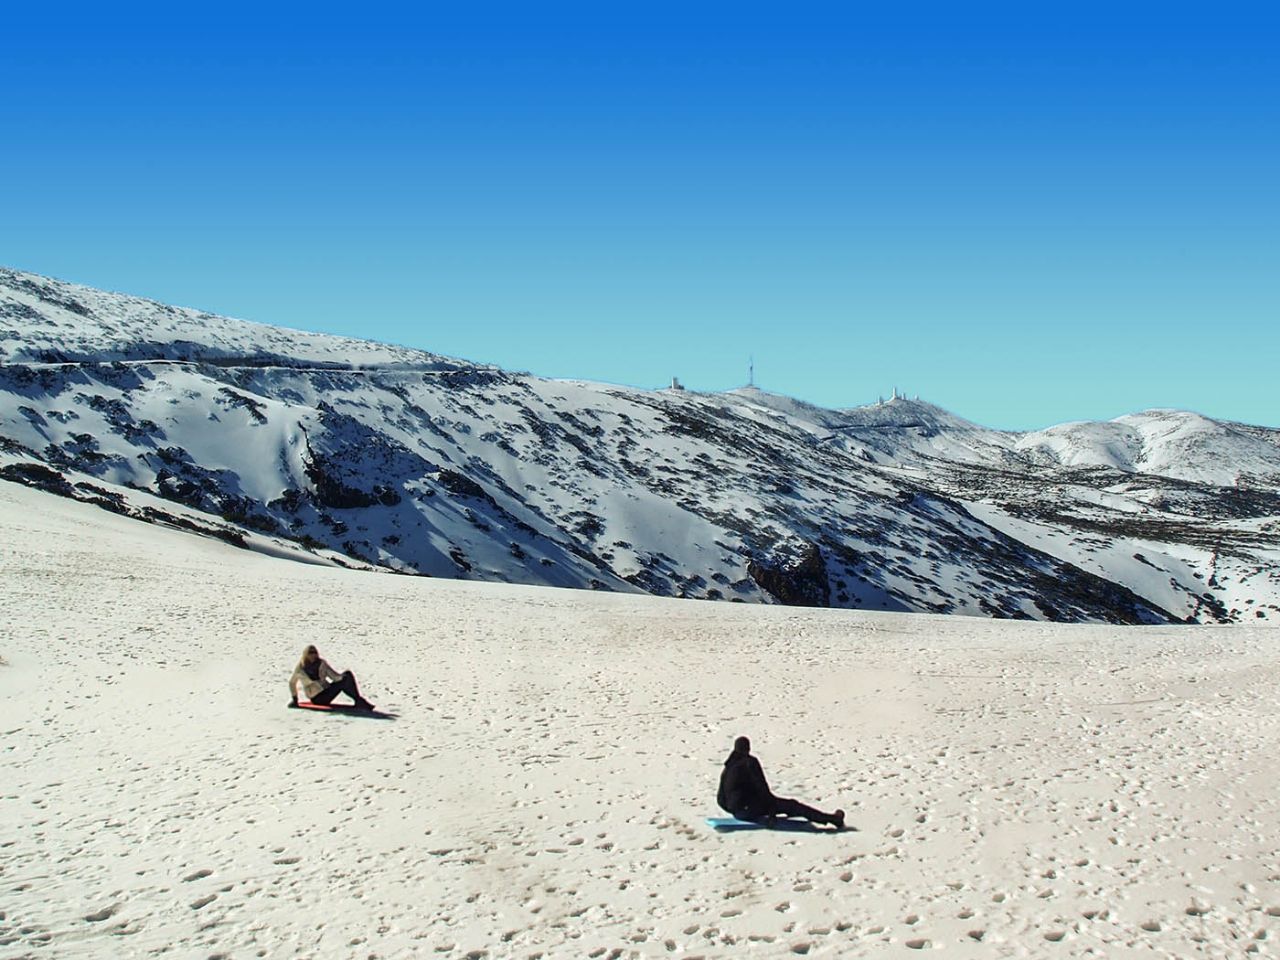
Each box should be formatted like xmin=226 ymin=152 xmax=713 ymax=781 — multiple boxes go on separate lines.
xmin=288 ymin=645 xmax=374 ymax=710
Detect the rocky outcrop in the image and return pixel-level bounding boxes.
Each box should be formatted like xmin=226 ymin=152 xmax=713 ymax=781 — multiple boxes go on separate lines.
xmin=747 ymin=540 xmax=830 ymax=607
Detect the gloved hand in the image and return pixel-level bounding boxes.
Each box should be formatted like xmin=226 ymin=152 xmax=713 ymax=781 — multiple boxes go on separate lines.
xmin=288 ymin=697 xmax=299 ymax=708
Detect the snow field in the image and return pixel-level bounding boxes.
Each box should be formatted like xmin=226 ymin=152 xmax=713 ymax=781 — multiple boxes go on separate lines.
xmin=2 ymin=481 xmax=1280 ymax=958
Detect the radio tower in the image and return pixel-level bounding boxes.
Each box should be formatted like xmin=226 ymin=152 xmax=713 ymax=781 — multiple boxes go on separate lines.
xmin=748 ymin=355 xmax=755 ymax=387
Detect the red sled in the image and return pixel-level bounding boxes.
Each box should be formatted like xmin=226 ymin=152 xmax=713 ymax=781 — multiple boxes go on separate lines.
xmin=293 ymin=701 xmax=394 ymax=719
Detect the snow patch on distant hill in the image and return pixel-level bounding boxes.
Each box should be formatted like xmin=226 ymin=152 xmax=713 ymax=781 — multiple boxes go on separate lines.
xmin=1017 ymin=409 xmax=1280 ymax=487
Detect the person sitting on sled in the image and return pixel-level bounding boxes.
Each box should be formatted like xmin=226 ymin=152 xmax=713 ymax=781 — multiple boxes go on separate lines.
xmin=717 ymin=736 xmax=844 ymax=829
xmin=288 ymin=645 xmax=374 ymax=711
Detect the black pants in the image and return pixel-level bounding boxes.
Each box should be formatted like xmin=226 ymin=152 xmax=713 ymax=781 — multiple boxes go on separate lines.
xmin=732 ymin=795 xmax=833 ymax=824
xmin=312 ymin=670 xmax=363 ymax=705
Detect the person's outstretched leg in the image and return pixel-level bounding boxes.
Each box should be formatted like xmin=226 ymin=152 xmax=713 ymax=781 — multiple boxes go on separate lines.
xmin=772 ymin=796 xmax=844 ymax=828
xmin=313 ymin=671 xmax=373 ymax=709
xmin=338 ymin=671 xmax=374 ymax=709
xmin=311 ymin=680 xmax=341 ymax=705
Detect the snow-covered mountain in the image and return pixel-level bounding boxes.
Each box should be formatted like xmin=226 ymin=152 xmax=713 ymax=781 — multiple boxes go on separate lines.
xmin=3 ymin=266 xmax=1278 ymax=624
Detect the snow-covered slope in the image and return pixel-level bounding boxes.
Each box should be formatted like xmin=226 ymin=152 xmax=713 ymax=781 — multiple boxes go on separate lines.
xmin=6 ymin=479 xmax=1280 ymax=959
xmin=0 ymin=267 xmax=465 ymax=369
xmin=1017 ymin=410 xmax=1280 ymax=487
xmin=3 ymin=266 xmax=1279 ymax=623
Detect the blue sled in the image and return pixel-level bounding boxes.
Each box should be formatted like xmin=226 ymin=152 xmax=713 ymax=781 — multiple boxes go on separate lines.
xmin=706 ymin=817 xmax=832 ymax=833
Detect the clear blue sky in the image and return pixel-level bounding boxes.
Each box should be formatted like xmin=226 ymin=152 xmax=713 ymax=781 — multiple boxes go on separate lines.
xmin=2 ymin=1 xmax=1276 ymax=430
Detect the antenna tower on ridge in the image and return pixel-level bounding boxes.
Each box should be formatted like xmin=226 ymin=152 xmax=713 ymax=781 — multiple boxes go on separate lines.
xmin=749 ymin=355 xmax=755 ymax=387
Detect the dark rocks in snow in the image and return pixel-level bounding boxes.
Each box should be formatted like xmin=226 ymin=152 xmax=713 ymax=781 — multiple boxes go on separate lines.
xmin=94 ymin=362 xmax=154 ymax=392
xmin=435 ymin=468 xmax=496 ymax=506
xmin=0 ymin=460 xmax=75 ymax=495
xmin=625 ymin=568 xmax=674 ymax=596
xmin=567 ymin=511 xmax=605 ymax=539
xmin=46 ymin=433 xmax=120 ymax=470
xmin=302 ymin=411 xmax=421 ymax=509
xmin=80 ymin=393 xmax=162 ymax=445
xmin=0 ymin=364 xmax=75 ymax=396
xmin=747 ymin=540 xmax=831 ymax=607
xmin=216 ymin=387 xmax=268 ymax=424
xmin=304 ymin=458 xmax=392 ymax=509
xmin=0 ymin=301 xmax=43 ymax=323
xmin=5 ymin=272 xmax=93 ymax=317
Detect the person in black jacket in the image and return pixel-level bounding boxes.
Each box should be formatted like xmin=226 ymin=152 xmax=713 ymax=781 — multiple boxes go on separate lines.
xmin=717 ymin=736 xmax=844 ymax=828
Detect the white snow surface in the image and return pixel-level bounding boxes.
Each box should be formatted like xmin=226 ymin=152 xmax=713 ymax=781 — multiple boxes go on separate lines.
xmin=4 ymin=482 xmax=1280 ymax=959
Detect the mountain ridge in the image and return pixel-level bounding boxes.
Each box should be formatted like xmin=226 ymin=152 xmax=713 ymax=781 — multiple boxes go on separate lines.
xmin=3 ymin=266 xmax=1278 ymax=624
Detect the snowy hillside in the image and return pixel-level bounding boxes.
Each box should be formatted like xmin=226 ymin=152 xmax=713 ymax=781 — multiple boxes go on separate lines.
xmin=0 ymin=267 xmax=466 ymax=369
xmin=6 ymin=480 xmax=1280 ymax=958
xmin=3 ymin=266 xmax=1279 ymax=624
xmin=1016 ymin=410 xmax=1280 ymax=487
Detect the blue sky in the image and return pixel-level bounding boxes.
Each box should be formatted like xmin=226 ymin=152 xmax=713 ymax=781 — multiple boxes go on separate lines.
xmin=2 ymin=1 xmax=1276 ymax=430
